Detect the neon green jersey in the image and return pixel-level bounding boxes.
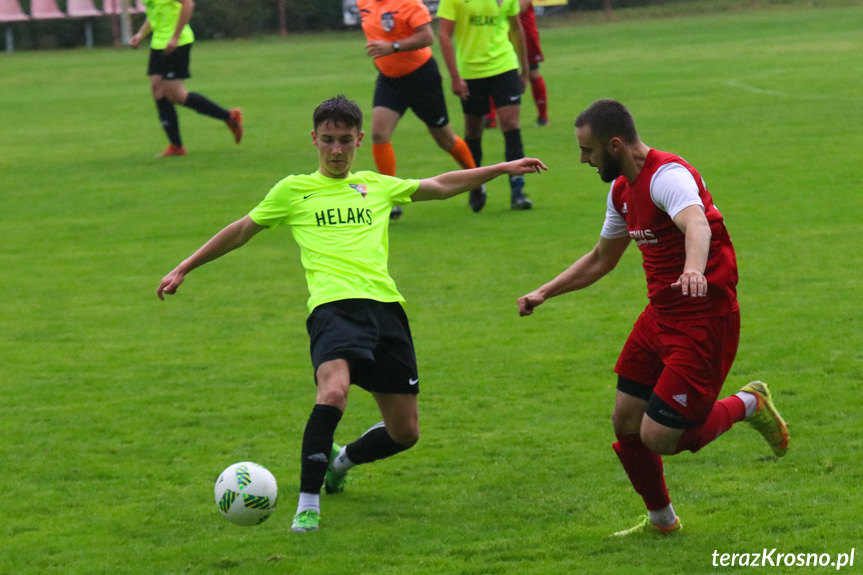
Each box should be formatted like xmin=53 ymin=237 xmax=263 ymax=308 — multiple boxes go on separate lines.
xmin=142 ymin=0 xmax=194 ymax=50
xmin=248 ymin=171 xmax=419 ymax=313
xmin=436 ymin=0 xmax=520 ymax=80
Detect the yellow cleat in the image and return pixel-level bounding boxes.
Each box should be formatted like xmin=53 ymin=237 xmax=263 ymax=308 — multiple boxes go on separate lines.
xmin=741 ymin=381 xmax=789 ymax=457
xmin=611 ymin=515 xmax=681 ymax=537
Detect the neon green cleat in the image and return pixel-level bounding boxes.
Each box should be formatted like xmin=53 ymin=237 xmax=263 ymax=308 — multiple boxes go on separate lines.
xmin=291 ymin=510 xmax=321 ymax=533
xmin=324 ymin=444 xmax=348 ymax=494
xmin=741 ymin=381 xmax=789 ymax=457
xmin=611 ymin=515 xmax=681 ymax=537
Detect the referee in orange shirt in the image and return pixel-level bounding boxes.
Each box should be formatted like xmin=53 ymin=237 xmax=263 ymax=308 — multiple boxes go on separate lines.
xmin=359 ymin=0 xmax=482 ymax=218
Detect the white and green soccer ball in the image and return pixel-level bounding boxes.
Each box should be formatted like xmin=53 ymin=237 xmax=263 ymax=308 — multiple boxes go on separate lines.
xmin=214 ymin=462 xmax=278 ymax=526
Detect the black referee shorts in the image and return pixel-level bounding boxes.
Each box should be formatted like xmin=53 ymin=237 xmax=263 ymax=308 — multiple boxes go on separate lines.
xmin=306 ymin=299 xmax=420 ymax=395
xmin=147 ymin=43 xmax=192 ymax=80
xmin=373 ymin=57 xmax=450 ymax=129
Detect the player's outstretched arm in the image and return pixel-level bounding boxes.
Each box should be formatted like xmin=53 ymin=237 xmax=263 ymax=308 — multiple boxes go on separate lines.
xmin=517 ymin=235 xmax=630 ymax=316
xmin=157 ymin=216 xmax=265 ymax=300
xmin=412 ymin=158 xmax=547 ymax=202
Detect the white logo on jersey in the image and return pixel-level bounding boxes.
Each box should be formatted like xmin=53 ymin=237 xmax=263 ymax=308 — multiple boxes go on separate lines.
xmin=672 ymin=394 xmax=688 ymax=407
xmin=622 ymin=202 xmax=628 ymax=214
xmin=629 ymin=229 xmax=657 ymax=246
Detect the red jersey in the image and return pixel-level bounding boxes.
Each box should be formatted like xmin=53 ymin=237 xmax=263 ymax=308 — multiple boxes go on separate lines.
xmin=610 ymin=149 xmax=739 ymax=318
xmin=359 ymin=0 xmax=433 ymax=78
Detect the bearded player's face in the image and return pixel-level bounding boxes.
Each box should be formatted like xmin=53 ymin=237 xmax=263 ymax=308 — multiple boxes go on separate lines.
xmin=576 ymin=125 xmax=621 ymax=183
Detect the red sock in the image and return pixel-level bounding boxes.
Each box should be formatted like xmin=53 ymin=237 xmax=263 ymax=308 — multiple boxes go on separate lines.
xmin=372 ymin=142 xmax=396 ymax=176
xmin=613 ymin=433 xmax=670 ymax=511
xmin=531 ymin=75 xmax=548 ymax=120
xmin=486 ymin=99 xmax=497 ymax=124
xmin=674 ymin=396 xmax=746 ymax=454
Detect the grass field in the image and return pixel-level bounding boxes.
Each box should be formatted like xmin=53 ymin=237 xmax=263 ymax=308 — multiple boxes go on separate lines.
xmin=2 ymin=2 xmax=862 ymax=573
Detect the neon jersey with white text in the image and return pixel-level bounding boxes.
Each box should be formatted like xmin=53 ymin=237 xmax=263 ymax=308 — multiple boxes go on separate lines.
xmin=248 ymin=171 xmax=419 ymax=312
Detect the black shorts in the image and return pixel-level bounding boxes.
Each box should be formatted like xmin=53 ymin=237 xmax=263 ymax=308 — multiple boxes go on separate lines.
xmin=147 ymin=43 xmax=192 ymax=80
xmin=373 ymin=57 xmax=450 ymax=129
xmin=617 ymin=375 xmax=691 ymax=430
xmin=306 ymin=299 xmax=419 ymax=395
xmin=461 ymin=69 xmax=522 ymax=117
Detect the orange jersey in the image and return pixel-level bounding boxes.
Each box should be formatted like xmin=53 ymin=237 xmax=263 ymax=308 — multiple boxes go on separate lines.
xmin=359 ymin=0 xmax=433 ymax=78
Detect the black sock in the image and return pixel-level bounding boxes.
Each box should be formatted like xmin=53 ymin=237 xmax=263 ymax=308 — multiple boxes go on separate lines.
xmin=183 ymin=92 xmax=230 ymax=121
xmin=465 ymin=137 xmax=482 ymax=168
xmin=299 ymin=404 xmax=343 ymax=493
xmin=155 ymin=98 xmax=182 ymax=146
xmin=503 ymin=128 xmax=524 ymax=162
xmin=344 ymin=423 xmax=410 ymax=465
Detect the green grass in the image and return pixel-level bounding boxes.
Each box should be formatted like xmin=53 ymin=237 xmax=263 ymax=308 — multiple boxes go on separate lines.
xmin=2 ymin=2 xmax=862 ymax=573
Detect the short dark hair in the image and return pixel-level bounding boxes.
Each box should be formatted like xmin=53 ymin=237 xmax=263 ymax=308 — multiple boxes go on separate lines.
xmin=313 ymin=95 xmax=363 ymax=131
xmin=575 ymin=99 xmax=639 ymax=145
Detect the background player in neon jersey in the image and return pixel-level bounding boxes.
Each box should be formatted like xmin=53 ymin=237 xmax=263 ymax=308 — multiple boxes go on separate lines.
xmin=517 ymin=99 xmax=788 ymax=536
xmin=437 ymin=0 xmax=534 ymax=212
xmin=485 ymin=0 xmax=550 ymax=128
xmin=130 ymin=0 xmax=243 ymax=158
xmin=358 ymin=0 xmax=481 ymax=220
xmin=156 ymin=95 xmax=547 ymax=533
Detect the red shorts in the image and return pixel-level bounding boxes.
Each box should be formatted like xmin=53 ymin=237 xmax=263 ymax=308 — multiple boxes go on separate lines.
xmin=614 ymin=305 xmax=740 ymax=424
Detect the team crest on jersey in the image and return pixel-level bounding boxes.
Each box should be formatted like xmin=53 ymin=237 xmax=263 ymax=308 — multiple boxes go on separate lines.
xmin=349 ymin=184 xmax=368 ymax=198
xmin=621 ymin=202 xmax=628 ymax=214
xmin=381 ymin=11 xmax=397 ymax=32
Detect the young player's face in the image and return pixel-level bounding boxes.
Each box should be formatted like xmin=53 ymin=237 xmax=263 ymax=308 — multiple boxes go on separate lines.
xmin=576 ymin=125 xmax=621 ymax=183
xmin=313 ymin=121 xmax=364 ymax=179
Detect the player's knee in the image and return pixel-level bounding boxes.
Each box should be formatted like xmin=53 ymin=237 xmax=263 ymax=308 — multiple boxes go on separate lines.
xmin=371 ymin=132 xmax=390 ymax=145
xmin=611 ymin=409 xmax=642 ymax=435
xmin=390 ymin=425 xmax=419 ymax=449
xmin=640 ymin=430 xmax=677 ymax=455
xmin=315 ymin=386 xmax=349 ymax=410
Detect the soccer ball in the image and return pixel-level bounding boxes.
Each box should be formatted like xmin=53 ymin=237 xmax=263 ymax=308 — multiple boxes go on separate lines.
xmin=214 ymin=462 xmax=278 ymax=526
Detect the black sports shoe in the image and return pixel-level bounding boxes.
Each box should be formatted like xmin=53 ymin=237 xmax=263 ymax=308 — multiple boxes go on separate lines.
xmin=510 ymin=176 xmax=532 ymax=210
xmin=469 ymin=184 xmax=487 ymax=213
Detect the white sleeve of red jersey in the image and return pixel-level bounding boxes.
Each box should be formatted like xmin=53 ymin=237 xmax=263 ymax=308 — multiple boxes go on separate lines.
xmin=650 ymin=163 xmax=704 ymax=219
xmin=600 ymin=184 xmax=629 ymax=239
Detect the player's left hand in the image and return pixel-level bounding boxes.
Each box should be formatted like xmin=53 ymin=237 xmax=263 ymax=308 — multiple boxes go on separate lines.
xmin=157 ymin=268 xmax=186 ymax=300
xmin=164 ymin=37 xmax=178 ymax=54
xmin=507 ymin=157 xmax=548 ymax=175
xmin=671 ymin=270 xmax=708 ymax=298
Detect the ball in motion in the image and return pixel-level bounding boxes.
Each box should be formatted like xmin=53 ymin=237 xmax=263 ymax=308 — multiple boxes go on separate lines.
xmin=214 ymin=462 xmax=278 ymax=526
